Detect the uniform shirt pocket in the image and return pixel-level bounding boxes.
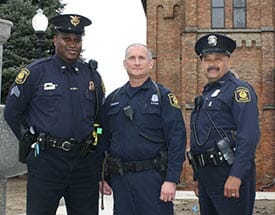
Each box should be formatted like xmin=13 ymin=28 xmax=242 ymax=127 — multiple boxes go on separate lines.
xmin=203 ymin=99 xmax=222 ymax=112
xmin=107 ymin=105 xmax=121 ymax=130
xmin=35 ymin=85 xmax=62 ymax=111
xmin=140 ymin=106 xmax=162 ymax=130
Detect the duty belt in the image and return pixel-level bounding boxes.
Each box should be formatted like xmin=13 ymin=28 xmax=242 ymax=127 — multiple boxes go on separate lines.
xmin=106 ymin=151 xmax=168 ymax=176
xmin=193 ymin=149 xmax=224 ymax=168
xmin=187 ymin=145 xmax=235 ymax=181
xmin=37 ymin=133 xmax=86 ymax=152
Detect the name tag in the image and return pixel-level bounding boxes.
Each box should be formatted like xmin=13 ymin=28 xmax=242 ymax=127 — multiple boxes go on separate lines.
xmin=44 ymin=83 xmax=57 ymax=90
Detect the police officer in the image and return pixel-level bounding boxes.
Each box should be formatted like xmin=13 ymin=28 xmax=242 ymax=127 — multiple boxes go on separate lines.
xmin=100 ymin=43 xmax=186 ymax=215
xmin=4 ymin=14 xmax=105 ymax=215
xmin=188 ymin=34 xmax=260 ymax=215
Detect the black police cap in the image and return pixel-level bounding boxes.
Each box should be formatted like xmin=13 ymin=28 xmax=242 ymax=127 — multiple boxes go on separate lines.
xmin=49 ymin=14 xmax=91 ymax=34
xmin=195 ymin=33 xmax=236 ymax=58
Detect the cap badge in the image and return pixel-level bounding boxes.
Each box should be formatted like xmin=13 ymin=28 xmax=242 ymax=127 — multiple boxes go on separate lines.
xmin=208 ymin=35 xmax=217 ymax=47
xmin=70 ymin=16 xmax=80 ymax=26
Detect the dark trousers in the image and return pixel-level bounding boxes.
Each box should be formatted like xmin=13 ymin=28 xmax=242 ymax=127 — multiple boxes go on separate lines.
xmin=26 ymin=148 xmax=99 ymax=215
xmin=198 ymin=162 xmax=256 ymax=215
xmin=111 ymin=169 xmax=173 ymax=215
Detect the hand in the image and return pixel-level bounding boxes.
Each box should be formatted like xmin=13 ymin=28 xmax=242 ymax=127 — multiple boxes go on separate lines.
xmin=224 ymin=176 xmax=241 ymax=198
xmin=99 ymin=180 xmax=112 ymax=195
xmin=193 ymin=181 xmax=199 ymax=197
xmin=160 ymin=181 xmax=176 ymax=202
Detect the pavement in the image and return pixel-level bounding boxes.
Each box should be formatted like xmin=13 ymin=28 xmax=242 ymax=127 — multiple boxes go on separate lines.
xmin=17 ymin=191 xmax=275 ymax=215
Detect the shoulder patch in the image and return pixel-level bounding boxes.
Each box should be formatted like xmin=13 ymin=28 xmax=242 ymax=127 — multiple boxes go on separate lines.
xmin=15 ymin=68 xmax=30 ymax=84
xmin=168 ymin=93 xmax=181 ymax=109
xmin=234 ymin=87 xmax=251 ymax=103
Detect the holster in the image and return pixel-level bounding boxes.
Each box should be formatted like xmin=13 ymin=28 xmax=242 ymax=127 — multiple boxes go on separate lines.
xmin=106 ymin=156 xmax=124 ymax=176
xmin=19 ymin=131 xmax=37 ymax=163
xmin=186 ymin=150 xmax=199 ymax=181
xmin=81 ymin=123 xmax=103 ymax=157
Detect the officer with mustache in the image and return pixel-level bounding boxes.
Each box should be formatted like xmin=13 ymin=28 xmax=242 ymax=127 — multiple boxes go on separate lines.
xmin=187 ymin=34 xmax=260 ymax=215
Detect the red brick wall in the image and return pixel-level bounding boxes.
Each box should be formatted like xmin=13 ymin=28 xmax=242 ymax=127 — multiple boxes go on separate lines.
xmin=145 ymin=0 xmax=275 ymax=187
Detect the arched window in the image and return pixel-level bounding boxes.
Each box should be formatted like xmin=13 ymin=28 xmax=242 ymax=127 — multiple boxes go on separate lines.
xmin=233 ymin=0 xmax=246 ymax=28
xmin=212 ymin=0 xmax=225 ymax=28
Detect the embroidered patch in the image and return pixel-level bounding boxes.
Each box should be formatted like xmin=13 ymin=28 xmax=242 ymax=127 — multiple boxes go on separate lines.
xmin=234 ymin=87 xmax=251 ymax=103
xmin=10 ymin=85 xmax=20 ymax=97
xmin=168 ymin=93 xmax=181 ymax=109
xmin=15 ymin=68 xmax=30 ymax=84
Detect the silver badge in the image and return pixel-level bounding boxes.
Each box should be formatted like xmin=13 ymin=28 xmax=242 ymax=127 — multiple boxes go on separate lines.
xmin=151 ymin=94 xmax=159 ymax=102
xmin=211 ymin=89 xmax=221 ymax=97
xmin=208 ymin=35 xmax=217 ymax=47
xmin=150 ymin=94 xmax=159 ymax=105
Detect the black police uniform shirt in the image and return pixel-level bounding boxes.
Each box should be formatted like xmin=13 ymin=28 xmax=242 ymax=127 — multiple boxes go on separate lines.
xmin=102 ymin=77 xmax=186 ymax=183
xmin=4 ymin=55 xmax=104 ymax=141
xmin=190 ymin=71 xmax=260 ymax=181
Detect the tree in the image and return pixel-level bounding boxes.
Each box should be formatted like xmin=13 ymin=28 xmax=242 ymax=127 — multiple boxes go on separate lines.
xmin=0 ymin=0 xmax=65 ymax=103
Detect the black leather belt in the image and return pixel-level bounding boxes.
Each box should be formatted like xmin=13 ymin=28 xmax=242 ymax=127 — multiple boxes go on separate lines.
xmin=36 ymin=134 xmax=86 ymax=152
xmin=123 ymin=159 xmax=158 ymax=172
xmin=47 ymin=138 xmax=85 ymax=151
xmin=106 ymin=151 xmax=168 ymax=176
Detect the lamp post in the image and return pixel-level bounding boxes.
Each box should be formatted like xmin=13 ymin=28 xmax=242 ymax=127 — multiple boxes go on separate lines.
xmin=32 ymin=8 xmax=48 ymax=58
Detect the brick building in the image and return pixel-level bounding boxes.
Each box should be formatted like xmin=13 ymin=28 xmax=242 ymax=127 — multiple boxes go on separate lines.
xmin=141 ymin=0 xmax=275 ymax=187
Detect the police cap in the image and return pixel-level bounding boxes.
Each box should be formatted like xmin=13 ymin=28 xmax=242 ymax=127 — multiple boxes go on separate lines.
xmin=49 ymin=14 xmax=91 ymax=34
xmin=195 ymin=33 xmax=236 ymax=58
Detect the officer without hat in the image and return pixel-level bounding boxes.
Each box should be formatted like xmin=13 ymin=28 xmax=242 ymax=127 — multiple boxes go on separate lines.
xmin=49 ymin=13 xmax=91 ymax=34
xmin=195 ymin=33 xmax=236 ymax=59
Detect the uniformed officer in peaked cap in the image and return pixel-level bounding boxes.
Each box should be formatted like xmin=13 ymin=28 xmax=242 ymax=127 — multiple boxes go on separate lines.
xmin=188 ymin=33 xmax=260 ymax=215
xmin=195 ymin=33 xmax=236 ymax=58
xmin=4 ymin=12 xmax=105 ymax=215
xmin=49 ymin=14 xmax=91 ymax=34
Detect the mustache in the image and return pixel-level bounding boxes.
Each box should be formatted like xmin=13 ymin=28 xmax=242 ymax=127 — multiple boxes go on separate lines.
xmin=207 ymin=66 xmax=219 ymax=72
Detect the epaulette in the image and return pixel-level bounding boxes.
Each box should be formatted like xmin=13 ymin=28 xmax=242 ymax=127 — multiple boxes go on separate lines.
xmin=27 ymin=56 xmax=52 ymax=68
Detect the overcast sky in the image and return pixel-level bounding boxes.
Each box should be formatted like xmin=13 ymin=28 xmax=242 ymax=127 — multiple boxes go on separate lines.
xmin=62 ymin=0 xmax=147 ymax=95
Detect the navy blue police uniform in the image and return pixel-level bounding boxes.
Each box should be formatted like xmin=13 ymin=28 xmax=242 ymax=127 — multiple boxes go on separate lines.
xmin=189 ymin=34 xmax=260 ymax=215
xmin=102 ymin=77 xmax=186 ymax=215
xmin=4 ymin=14 xmax=105 ymax=215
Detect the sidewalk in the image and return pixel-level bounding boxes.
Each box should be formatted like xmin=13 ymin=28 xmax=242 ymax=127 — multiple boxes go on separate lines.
xmin=17 ymin=191 xmax=275 ymax=215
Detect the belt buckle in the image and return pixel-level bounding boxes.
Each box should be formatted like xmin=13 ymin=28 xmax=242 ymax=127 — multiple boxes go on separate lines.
xmin=125 ymin=162 xmax=136 ymax=172
xmin=61 ymin=141 xmax=71 ymax=151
